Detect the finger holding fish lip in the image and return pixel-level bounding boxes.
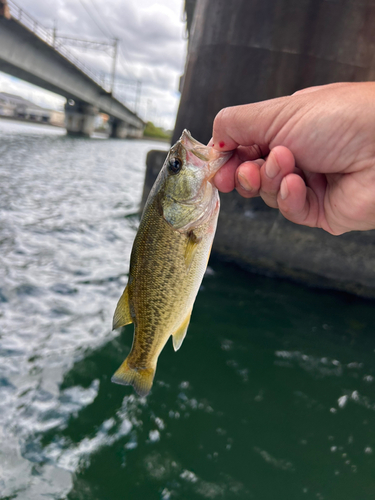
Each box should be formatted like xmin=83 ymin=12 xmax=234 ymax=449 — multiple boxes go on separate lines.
xmin=213 ymin=145 xmax=264 ymax=193
xmin=213 ymin=150 xmax=242 ymax=192
xmin=236 ymin=160 xmax=263 ymax=198
xmin=210 ymin=135 xmax=324 ymax=231
xmin=259 ymin=146 xmax=296 ymax=208
xmin=213 ymin=144 xmax=301 ymax=208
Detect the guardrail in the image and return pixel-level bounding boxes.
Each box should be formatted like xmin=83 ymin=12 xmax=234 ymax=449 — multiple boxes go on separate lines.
xmin=6 ymin=0 xmax=118 ymax=97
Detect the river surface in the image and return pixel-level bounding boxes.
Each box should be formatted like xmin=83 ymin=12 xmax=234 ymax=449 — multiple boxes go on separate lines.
xmin=0 ymin=119 xmax=374 ymax=499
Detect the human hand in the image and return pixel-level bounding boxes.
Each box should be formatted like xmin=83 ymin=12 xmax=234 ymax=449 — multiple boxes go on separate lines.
xmin=212 ymin=82 xmax=375 ymax=235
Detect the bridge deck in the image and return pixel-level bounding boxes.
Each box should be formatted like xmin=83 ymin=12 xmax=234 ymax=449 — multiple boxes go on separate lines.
xmin=0 ymin=15 xmax=143 ymax=129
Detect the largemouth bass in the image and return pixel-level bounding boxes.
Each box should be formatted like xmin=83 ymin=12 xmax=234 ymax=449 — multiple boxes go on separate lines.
xmin=112 ymin=130 xmax=231 ymax=396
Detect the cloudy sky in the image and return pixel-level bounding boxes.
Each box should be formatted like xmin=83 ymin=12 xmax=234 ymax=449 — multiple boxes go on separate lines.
xmin=0 ymin=0 xmax=188 ymax=129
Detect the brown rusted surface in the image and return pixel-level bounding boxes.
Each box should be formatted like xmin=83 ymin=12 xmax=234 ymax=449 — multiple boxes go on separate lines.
xmin=173 ymin=0 xmax=375 ymax=145
xmin=0 ymin=0 xmax=10 ymax=19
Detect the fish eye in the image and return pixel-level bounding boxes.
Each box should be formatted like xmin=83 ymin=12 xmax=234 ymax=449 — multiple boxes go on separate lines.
xmin=168 ymin=157 xmax=182 ymax=174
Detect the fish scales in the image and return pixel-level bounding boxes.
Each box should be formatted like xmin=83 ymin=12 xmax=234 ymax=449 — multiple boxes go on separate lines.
xmin=111 ymin=130 xmax=231 ymax=396
xmin=129 ymin=197 xmax=215 ymax=365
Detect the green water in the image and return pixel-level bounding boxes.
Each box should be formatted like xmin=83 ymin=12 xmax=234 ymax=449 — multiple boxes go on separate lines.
xmin=54 ymin=265 xmax=375 ymax=499
xmin=0 ymin=120 xmax=374 ymax=499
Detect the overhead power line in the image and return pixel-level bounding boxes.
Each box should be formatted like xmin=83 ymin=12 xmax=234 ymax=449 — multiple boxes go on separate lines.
xmin=56 ymin=35 xmax=115 ymax=55
xmin=82 ymin=0 xmax=136 ymax=86
xmin=78 ymin=0 xmax=109 ymax=38
xmin=76 ymin=0 xmax=137 ymax=84
xmin=87 ymin=0 xmax=114 ymax=38
xmin=118 ymin=43 xmax=136 ymax=81
xmin=67 ymin=0 xmax=140 ymax=108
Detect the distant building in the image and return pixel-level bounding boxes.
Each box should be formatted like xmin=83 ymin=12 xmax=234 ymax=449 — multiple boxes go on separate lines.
xmin=49 ymin=110 xmax=65 ymax=127
xmin=0 ymin=92 xmax=51 ymax=123
xmin=0 ymin=92 xmax=15 ymax=116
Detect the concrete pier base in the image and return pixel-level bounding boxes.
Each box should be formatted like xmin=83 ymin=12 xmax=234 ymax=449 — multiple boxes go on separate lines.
xmin=109 ymin=118 xmax=144 ymax=139
xmin=109 ymin=119 xmax=129 ymax=139
xmin=64 ymin=102 xmax=98 ymax=137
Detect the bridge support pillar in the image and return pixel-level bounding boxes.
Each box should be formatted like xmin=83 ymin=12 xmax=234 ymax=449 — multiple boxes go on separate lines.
xmin=109 ymin=118 xmax=144 ymax=139
xmin=109 ymin=119 xmax=129 ymax=139
xmin=64 ymin=101 xmax=98 ymax=137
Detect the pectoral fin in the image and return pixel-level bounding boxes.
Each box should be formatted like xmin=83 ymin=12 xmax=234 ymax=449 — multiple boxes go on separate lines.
xmin=184 ymin=231 xmax=201 ymax=271
xmin=172 ymin=311 xmax=192 ymax=351
xmin=112 ymin=285 xmax=133 ymax=330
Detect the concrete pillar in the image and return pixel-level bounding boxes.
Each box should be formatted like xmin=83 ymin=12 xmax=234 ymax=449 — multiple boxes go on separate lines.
xmin=64 ymin=101 xmax=98 ymax=137
xmin=129 ymin=128 xmax=144 ymax=139
xmin=109 ymin=119 xmax=129 ymax=139
xmin=109 ymin=119 xmax=145 ymax=139
xmin=173 ymin=0 xmax=375 ymax=145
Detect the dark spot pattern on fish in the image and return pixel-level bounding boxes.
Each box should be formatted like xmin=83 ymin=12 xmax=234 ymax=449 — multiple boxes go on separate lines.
xmin=114 ymin=133 xmax=224 ymax=390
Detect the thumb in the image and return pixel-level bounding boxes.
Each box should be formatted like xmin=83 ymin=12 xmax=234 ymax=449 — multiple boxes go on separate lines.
xmin=212 ymin=96 xmax=293 ymax=154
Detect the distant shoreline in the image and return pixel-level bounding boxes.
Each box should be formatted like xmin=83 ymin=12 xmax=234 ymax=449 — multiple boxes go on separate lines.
xmin=0 ymin=115 xmax=171 ymax=143
xmin=0 ymin=114 xmax=64 ymax=128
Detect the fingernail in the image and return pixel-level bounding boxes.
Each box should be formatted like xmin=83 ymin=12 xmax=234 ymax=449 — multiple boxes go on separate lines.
xmin=238 ymin=172 xmax=253 ymax=192
xmin=265 ymin=153 xmax=280 ymax=179
xmin=280 ymin=179 xmax=289 ymax=200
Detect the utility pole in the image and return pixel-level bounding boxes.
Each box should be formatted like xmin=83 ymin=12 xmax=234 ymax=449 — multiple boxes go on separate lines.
xmin=55 ymin=35 xmax=119 ymax=94
xmin=52 ymin=19 xmax=57 ymax=47
xmin=147 ymin=99 xmax=153 ymax=123
xmin=135 ymin=79 xmax=142 ymax=114
xmin=111 ymin=38 xmax=118 ymax=94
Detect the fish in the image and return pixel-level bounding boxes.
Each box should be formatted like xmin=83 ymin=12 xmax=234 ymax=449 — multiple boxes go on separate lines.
xmin=111 ymin=130 xmax=231 ymax=397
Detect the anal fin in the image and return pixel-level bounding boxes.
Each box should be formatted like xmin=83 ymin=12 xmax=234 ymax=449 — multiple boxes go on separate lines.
xmin=113 ymin=285 xmax=133 ymax=330
xmin=172 ymin=311 xmax=192 ymax=351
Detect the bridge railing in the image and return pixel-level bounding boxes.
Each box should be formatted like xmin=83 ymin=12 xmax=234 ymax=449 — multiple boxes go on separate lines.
xmin=7 ymin=0 xmax=110 ymax=91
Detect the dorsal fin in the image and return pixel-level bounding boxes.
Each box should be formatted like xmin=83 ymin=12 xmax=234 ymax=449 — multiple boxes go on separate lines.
xmin=112 ymin=285 xmax=133 ymax=330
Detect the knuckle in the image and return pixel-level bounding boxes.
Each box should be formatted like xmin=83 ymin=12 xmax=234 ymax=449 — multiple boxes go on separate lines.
xmin=213 ymin=108 xmax=226 ymax=132
xmin=213 ymin=106 xmax=233 ymax=133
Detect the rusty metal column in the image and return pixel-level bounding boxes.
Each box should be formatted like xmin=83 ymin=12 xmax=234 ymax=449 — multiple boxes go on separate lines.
xmin=173 ymin=0 xmax=375 ymax=145
xmin=0 ymin=0 xmax=10 ymax=19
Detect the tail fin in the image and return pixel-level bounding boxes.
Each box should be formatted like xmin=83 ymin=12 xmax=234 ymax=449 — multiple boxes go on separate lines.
xmin=111 ymin=358 xmax=155 ymax=397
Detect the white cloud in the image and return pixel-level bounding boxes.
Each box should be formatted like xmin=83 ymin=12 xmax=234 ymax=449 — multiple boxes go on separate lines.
xmin=1 ymin=0 xmax=187 ymax=129
xmin=0 ymin=72 xmax=65 ymax=110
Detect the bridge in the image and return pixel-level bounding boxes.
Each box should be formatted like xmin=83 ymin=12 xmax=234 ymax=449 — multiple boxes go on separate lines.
xmin=0 ymin=0 xmax=145 ymax=137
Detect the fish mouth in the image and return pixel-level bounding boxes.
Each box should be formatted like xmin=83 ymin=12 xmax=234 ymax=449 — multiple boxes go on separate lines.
xmin=180 ymin=129 xmax=210 ymax=161
xmin=179 ymin=129 xmax=232 ymax=179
